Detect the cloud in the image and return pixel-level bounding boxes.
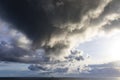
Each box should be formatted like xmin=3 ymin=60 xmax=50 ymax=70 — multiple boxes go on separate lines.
xmin=0 ymin=39 xmax=88 ymax=73
xmin=0 ymin=40 xmax=53 ymax=63
xmin=0 ymin=41 xmax=33 ymax=63
xmin=28 ymin=59 xmax=120 ymax=77
xmin=0 ymin=39 xmax=87 ymax=72
xmin=54 ymin=61 xmax=120 ymax=77
xmin=89 ymin=0 xmax=120 ymax=34
xmin=28 ymin=50 xmax=89 ymax=74
xmin=0 ymin=0 xmax=120 ymax=74
xmin=0 ymin=0 xmax=114 ymax=57
xmin=86 ymin=61 xmax=120 ymax=77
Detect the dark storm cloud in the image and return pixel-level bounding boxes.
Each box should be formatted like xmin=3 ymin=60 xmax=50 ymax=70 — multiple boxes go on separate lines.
xmin=1 ymin=0 xmax=120 ymax=74
xmin=0 ymin=0 xmax=116 ymax=57
xmin=0 ymin=40 xmax=56 ymax=63
xmin=0 ymin=0 xmax=107 ymax=54
xmin=0 ymin=40 xmax=51 ymax=63
xmin=0 ymin=41 xmax=32 ymax=63
xmin=0 ymin=0 xmax=55 ymax=43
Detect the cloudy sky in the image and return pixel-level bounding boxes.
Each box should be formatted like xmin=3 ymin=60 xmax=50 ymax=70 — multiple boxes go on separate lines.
xmin=0 ymin=0 xmax=120 ymax=77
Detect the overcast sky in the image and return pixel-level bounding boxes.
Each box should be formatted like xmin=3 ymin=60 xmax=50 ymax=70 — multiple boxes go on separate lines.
xmin=0 ymin=0 xmax=120 ymax=77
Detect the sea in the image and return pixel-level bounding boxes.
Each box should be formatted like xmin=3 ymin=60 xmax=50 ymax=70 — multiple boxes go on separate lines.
xmin=0 ymin=78 xmax=120 ymax=80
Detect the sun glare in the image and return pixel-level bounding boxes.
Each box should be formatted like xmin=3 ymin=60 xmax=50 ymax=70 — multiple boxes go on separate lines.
xmin=106 ymin=34 xmax=120 ymax=61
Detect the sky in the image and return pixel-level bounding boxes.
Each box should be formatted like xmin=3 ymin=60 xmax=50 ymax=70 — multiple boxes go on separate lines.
xmin=0 ymin=0 xmax=120 ymax=77
xmin=78 ymin=32 xmax=120 ymax=64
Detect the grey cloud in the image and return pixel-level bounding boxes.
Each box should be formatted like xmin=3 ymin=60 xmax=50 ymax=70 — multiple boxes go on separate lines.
xmin=0 ymin=0 xmax=112 ymax=57
xmin=90 ymin=0 xmax=120 ymax=32
xmin=28 ymin=64 xmax=48 ymax=71
xmin=103 ymin=18 xmax=120 ymax=32
xmin=28 ymin=50 xmax=87 ymax=74
xmin=0 ymin=41 xmax=33 ymax=63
